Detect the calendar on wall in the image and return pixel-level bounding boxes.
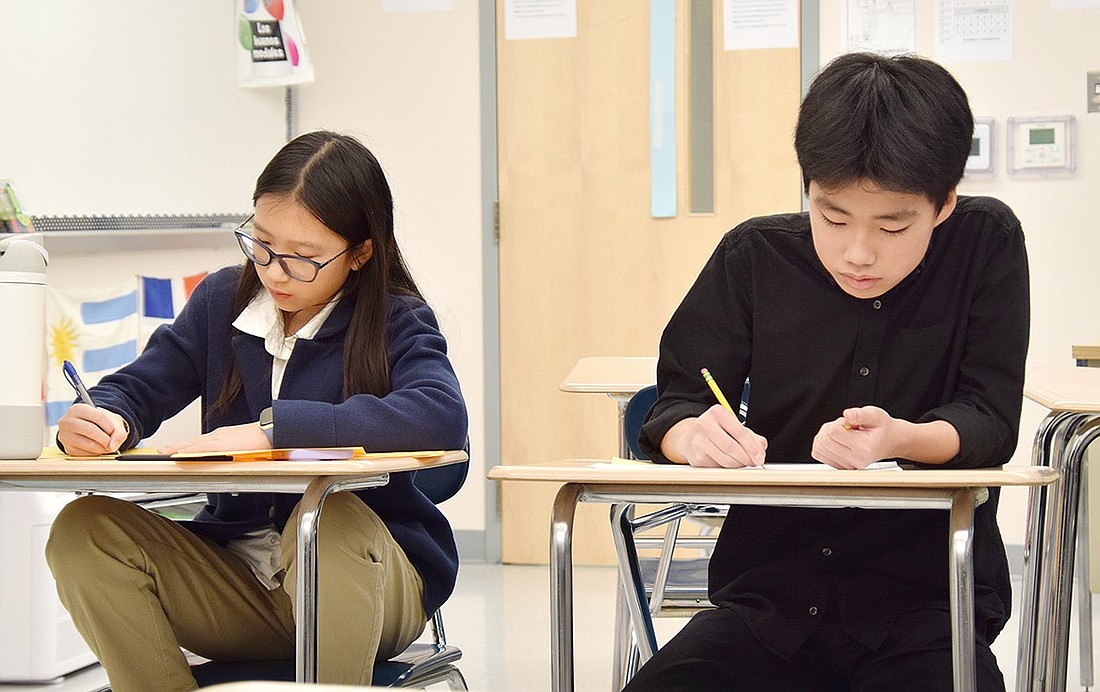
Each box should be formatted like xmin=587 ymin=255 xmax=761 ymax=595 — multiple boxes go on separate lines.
xmin=935 ymin=0 xmax=1013 ymax=62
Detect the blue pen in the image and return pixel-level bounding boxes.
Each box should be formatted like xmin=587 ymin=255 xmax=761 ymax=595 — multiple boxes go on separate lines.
xmin=62 ymin=360 xmax=95 ymax=407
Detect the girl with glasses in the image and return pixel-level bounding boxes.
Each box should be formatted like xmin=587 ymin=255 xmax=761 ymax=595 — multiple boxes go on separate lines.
xmin=47 ymin=131 xmax=468 ymax=691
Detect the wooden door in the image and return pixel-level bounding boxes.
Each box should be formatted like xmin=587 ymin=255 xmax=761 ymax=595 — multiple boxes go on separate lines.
xmin=497 ymin=2 xmax=803 ymax=563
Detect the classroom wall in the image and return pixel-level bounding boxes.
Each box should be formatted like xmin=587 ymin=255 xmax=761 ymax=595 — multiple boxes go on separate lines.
xmin=817 ymin=4 xmax=1100 ymax=550
xmin=291 ymin=2 xmax=488 ymax=535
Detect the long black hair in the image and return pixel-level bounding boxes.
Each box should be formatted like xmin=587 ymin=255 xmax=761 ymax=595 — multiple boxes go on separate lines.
xmin=209 ymin=131 xmax=422 ymax=418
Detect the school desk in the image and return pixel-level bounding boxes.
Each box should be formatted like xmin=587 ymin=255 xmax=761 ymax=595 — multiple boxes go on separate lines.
xmin=1017 ymin=366 xmax=1100 ymax=691
xmin=487 ymin=459 xmax=1057 ymax=692
xmin=559 ymin=356 xmax=657 ymax=457
xmin=0 ymin=450 xmax=468 ymax=684
xmin=560 ymin=356 xmax=658 ymax=687
xmin=1072 ymin=345 xmax=1100 ymax=368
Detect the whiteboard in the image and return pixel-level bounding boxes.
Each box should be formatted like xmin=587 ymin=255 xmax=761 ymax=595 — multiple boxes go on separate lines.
xmin=0 ymin=2 xmax=288 ymax=217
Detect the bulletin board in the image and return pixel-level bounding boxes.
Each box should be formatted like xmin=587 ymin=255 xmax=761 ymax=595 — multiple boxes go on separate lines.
xmin=0 ymin=2 xmax=289 ymax=218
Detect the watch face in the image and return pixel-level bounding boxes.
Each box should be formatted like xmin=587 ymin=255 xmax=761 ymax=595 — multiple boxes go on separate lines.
xmin=260 ymin=407 xmax=274 ymax=428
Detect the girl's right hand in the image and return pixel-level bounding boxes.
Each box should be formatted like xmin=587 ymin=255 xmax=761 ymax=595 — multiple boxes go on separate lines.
xmin=663 ymin=405 xmax=767 ymax=468
xmin=57 ymin=404 xmax=129 ymax=456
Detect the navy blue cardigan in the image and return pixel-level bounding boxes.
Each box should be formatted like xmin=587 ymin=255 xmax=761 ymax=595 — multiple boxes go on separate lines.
xmin=88 ymin=265 xmax=469 ymax=615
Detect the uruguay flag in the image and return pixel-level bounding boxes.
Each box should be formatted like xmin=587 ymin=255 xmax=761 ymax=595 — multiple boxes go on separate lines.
xmin=44 ymin=272 xmax=207 ymax=430
xmin=45 ymin=279 xmax=141 ymax=428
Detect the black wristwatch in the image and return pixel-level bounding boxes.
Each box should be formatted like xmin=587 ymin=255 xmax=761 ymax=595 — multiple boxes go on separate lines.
xmin=258 ymin=406 xmax=274 ymax=445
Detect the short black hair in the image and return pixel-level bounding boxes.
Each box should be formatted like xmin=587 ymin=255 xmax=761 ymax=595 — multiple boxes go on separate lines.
xmin=794 ymin=52 xmax=973 ymax=211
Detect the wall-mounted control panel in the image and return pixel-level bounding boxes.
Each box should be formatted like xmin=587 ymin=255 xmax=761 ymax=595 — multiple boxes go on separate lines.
xmin=965 ymin=117 xmax=994 ymax=174
xmin=1007 ymin=115 xmax=1076 ymax=174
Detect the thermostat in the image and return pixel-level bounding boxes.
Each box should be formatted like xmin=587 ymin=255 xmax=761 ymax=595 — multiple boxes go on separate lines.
xmin=965 ymin=117 xmax=994 ymax=175
xmin=1007 ymin=115 xmax=1076 ymax=174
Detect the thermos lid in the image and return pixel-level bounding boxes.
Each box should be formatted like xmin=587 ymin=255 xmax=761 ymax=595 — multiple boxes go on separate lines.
xmin=0 ymin=237 xmax=48 ymax=277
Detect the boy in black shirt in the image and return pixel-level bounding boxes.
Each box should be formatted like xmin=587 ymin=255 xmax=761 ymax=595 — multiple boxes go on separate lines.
xmin=627 ymin=53 xmax=1028 ymax=691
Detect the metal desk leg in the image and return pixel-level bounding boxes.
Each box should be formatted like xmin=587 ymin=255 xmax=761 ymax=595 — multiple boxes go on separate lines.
xmin=295 ymin=477 xmax=332 ymax=683
xmin=551 ymin=483 xmax=583 ymax=692
xmin=293 ymin=474 xmax=390 ymax=684
xmin=1078 ymin=460 xmax=1093 ymax=689
xmin=949 ymin=488 xmax=978 ymax=692
xmin=1018 ymin=411 xmax=1090 ymax=691
xmin=1044 ymin=418 xmax=1100 ymax=691
xmin=615 ymin=398 xmax=631 ymax=460
xmin=1018 ymin=462 xmax=1053 ymax=692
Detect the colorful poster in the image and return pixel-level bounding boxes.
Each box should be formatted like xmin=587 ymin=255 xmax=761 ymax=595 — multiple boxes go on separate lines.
xmin=236 ymin=0 xmax=314 ymax=88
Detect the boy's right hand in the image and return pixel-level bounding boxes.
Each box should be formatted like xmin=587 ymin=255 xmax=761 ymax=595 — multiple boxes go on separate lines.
xmin=57 ymin=404 xmax=129 ymax=456
xmin=663 ymin=405 xmax=767 ymax=468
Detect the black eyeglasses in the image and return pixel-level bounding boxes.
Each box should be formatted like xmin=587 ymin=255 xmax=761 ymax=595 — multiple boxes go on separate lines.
xmin=233 ymin=215 xmax=351 ymax=283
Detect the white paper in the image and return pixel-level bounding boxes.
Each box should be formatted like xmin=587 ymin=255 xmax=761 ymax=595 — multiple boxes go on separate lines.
xmin=759 ymin=461 xmax=903 ymax=471
xmin=383 ymin=0 xmax=454 ymax=11
xmin=723 ymin=0 xmax=799 ymax=51
xmin=844 ymin=0 xmax=917 ymax=54
xmin=1051 ymin=0 xmax=1100 ymax=7
xmin=504 ymin=0 xmax=577 ymax=40
xmin=935 ymin=0 xmax=1013 ymax=63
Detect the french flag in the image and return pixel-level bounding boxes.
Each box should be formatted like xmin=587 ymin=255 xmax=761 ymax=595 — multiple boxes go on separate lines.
xmin=139 ymin=272 xmax=207 ymax=348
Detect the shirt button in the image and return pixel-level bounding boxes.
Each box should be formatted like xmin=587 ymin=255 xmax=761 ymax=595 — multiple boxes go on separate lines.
xmin=809 ymin=606 xmax=819 ymax=616
xmin=872 ymin=299 xmax=882 ymax=310
xmin=859 ymin=366 xmax=870 ymax=376
xmin=822 ymin=547 xmax=832 ymax=557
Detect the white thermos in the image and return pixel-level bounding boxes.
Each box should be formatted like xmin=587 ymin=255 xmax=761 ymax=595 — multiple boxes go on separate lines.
xmin=0 ymin=237 xmax=48 ymax=459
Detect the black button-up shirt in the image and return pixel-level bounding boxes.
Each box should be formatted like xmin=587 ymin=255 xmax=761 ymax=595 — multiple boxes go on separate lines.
xmin=640 ymin=195 xmax=1029 ymax=659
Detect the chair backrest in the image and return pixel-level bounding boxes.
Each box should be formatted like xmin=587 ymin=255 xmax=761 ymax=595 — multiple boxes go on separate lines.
xmin=412 ymin=444 xmax=469 ymax=504
xmin=624 ymin=381 xmax=750 ymax=461
xmin=625 ymin=386 xmax=658 ymax=460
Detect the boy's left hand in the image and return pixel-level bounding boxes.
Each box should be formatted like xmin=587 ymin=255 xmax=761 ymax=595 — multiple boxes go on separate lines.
xmin=158 ymin=422 xmax=272 ymax=455
xmin=811 ymin=406 xmax=896 ymax=469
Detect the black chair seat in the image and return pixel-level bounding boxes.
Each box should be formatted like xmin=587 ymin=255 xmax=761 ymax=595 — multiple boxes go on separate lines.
xmin=637 ymin=556 xmax=711 ymax=605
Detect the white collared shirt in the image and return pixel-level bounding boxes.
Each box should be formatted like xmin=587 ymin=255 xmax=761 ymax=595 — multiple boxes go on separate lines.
xmin=226 ymin=289 xmax=342 ymax=588
xmin=231 ymin=289 xmax=342 ymax=399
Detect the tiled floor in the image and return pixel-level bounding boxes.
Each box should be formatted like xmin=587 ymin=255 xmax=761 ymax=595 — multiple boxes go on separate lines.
xmin=2 ymin=562 xmax=1095 ymax=691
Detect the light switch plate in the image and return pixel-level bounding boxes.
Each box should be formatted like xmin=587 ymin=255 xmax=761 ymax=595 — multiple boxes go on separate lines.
xmin=1089 ymin=71 xmax=1100 ymax=114
xmin=966 ymin=117 xmax=994 ymax=174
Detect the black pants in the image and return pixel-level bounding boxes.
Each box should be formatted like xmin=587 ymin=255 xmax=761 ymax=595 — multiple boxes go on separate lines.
xmin=622 ymin=605 xmax=1005 ymax=692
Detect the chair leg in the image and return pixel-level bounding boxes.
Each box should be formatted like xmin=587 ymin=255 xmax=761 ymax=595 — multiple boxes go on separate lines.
xmin=612 ymin=584 xmax=629 ymax=690
xmin=442 ymin=666 xmax=468 ymax=691
xmin=1080 ymin=460 xmax=1094 ymax=689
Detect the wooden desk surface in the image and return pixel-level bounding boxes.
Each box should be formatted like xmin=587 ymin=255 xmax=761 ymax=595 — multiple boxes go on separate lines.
xmin=559 ymin=356 xmax=657 ymax=394
xmin=1025 ymin=366 xmax=1100 ymax=413
xmin=488 ymin=459 xmax=1056 ymax=489
xmin=203 ymin=684 xmax=385 ymax=691
xmin=0 ymin=450 xmax=468 ymax=490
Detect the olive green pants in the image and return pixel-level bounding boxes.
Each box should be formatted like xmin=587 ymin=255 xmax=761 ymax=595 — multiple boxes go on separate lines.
xmin=45 ymin=494 xmax=426 ymax=692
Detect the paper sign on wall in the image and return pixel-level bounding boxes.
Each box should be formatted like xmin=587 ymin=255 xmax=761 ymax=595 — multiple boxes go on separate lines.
xmin=723 ymin=0 xmax=799 ymax=51
xmin=236 ymin=0 xmax=315 ymax=88
xmin=504 ymin=0 xmax=577 ymax=40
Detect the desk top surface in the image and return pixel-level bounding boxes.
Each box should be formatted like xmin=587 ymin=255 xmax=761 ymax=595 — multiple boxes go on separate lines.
xmin=559 ymin=356 xmax=657 ymax=394
xmin=0 ymin=450 xmax=467 ymax=479
xmin=1025 ymin=366 xmax=1100 ymax=412
xmin=488 ymin=460 xmax=1056 ymax=488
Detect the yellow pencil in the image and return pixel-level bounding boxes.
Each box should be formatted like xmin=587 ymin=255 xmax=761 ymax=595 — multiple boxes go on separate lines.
xmin=700 ymin=368 xmax=735 ymax=414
